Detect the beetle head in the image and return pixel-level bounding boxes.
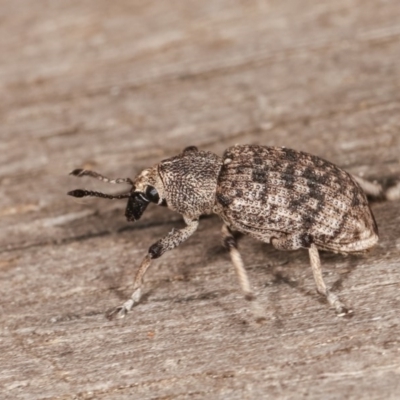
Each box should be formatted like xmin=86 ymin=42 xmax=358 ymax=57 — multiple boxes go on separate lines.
xmin=68 ymin=166 xmax=166 ymax=222
xmin=124 ymin=167 xmax=167 ymax=221
xmin=68 ymin=146 xmax=222 ymax=222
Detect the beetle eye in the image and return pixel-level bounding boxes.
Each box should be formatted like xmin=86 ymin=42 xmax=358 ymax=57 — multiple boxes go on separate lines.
xmin=145 ymin=186 xmax=160 ymax=203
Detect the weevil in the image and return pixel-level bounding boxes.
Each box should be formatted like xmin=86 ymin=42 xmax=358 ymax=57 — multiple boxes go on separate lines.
xmin=68 ymin=145 xmax=390 ymax=319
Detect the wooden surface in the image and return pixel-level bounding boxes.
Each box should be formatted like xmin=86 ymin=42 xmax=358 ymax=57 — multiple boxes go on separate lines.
xmin=1 ymin=1 xmax=400 ymax=399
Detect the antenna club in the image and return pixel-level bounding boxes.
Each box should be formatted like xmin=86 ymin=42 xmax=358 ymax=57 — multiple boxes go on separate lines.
xmin=68 ymin=189 xmax=87 ymax=198
xmin=69 ymin=169 xmax=84 ymax=177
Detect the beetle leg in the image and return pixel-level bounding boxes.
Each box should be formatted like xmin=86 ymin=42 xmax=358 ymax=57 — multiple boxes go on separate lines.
xmin=222 ymin=225 xmax=253 ymax=299
xmin=107 ymin=217 xmax=199 ymax=319
xmin=222 ymin=225 xmax=265 ymax=321
xmin=353 ymin=175 xmax=400 ymax=201
xmin=352 ymin=175 xmax=383 ymax=199
xmin=309 ymin=244 xmax=351 ymax=316
xmin=384 ymin=180 xmax=400 ymax=201
xmin=272 ymin=236 xmax=351 ymax=316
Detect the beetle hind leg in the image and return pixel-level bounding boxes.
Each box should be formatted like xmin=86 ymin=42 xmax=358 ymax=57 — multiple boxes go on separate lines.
xmin=309 ymin=244 xmax=351 ymax=316
xmin=222 ymin=225 xmax=265 ymax=321
xmin=352 ymin=175 xmax=400 ymax=201
xmin=271 ymin=235 xmax=351 ymax=316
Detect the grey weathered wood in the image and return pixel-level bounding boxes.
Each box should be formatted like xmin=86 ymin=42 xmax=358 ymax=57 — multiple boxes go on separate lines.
xmin=1 ymin=0 xmax=400 ymax=398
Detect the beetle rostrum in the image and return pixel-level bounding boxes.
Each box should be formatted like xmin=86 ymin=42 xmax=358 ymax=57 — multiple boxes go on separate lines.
xmin=68 ymin=144 xmax=391 ymax=319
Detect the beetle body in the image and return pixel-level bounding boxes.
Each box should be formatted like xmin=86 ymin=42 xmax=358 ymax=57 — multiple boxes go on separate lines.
xmin=215 ymin=145 xmax=378 ymax=254
xmin=69 ymin=144 xmax=381 ymax=318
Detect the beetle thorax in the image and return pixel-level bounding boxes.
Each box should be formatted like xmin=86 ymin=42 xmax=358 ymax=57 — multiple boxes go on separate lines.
xmin=158 ymin=150 xmax=223 ymax=219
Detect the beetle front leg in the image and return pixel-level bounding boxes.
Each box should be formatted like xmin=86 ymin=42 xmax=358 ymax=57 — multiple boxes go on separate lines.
xmin=107 ymin=217 xmax=199 ymax=319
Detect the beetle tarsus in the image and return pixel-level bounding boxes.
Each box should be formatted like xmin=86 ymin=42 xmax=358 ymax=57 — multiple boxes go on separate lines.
xmin=106 ymin=306 xmax=128 ymax=320
xmin=330 ymin=296 xmax=353 ymax=317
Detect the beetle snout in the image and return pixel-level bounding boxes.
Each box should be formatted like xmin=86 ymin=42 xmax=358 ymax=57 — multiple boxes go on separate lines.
xmin=125 ymin=192 xmax=149 ymax=221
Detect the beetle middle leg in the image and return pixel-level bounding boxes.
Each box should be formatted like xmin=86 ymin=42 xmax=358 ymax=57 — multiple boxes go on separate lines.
xmin=222 ymin=225 xmax=265 ymax=321
xmin=107 ymin=217 xmax=199 ymax=319
xmin=271 ymin=235 xmax=350 ymax=316
xmin=222 ymin=225 xmax=253 ymax=300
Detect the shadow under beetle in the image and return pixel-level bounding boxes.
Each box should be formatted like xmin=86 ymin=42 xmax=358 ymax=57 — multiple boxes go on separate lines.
xmin=68 ymin=144 xmax=393 ymax=319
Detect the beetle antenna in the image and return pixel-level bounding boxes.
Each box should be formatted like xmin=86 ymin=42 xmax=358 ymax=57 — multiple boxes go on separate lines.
xmin=70 ymin=169 xmax=134 ymax=186
xmin=67 ymin=189 xmax=131 ymax=199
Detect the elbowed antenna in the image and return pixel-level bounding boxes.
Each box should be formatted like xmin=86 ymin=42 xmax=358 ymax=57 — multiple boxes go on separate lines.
xmin=70 ymin=169 xmax=134 ymax=186
xmin=68 ymin=168 xmax=134 ymax=200
xmin=67 ymin=189 xmax=131 ymax=199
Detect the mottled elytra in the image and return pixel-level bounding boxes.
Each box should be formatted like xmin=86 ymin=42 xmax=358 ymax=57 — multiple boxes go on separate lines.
xmin=68 ymin=144 xmax=390 ymax=319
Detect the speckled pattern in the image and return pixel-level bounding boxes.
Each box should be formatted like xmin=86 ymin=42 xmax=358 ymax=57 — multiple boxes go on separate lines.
xmin=159 ymin=147 xmax=223 ymax=219
xmin=215 ymin=145 xmax=379 ymax=253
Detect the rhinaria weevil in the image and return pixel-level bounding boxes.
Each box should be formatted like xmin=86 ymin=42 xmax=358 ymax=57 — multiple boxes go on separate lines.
xmin=68 ymin=144 xmax=390 ymax=319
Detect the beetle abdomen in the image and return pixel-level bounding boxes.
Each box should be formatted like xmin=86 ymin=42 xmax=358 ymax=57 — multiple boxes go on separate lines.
xmin=215 ymin=145 xmax=378 ymax=253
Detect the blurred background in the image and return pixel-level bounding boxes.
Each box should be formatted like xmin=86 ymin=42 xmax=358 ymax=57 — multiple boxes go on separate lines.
xmin=1 ymin=1 xmax=400 ymax=398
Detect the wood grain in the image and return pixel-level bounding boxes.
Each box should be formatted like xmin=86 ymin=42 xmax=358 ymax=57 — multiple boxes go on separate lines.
xmin=1 ymin=0 xmax=399 ymax=398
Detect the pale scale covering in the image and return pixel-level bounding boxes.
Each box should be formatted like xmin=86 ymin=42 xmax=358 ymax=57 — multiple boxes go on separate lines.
xmin=214 ymin=145 xmax=378 ymax=253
